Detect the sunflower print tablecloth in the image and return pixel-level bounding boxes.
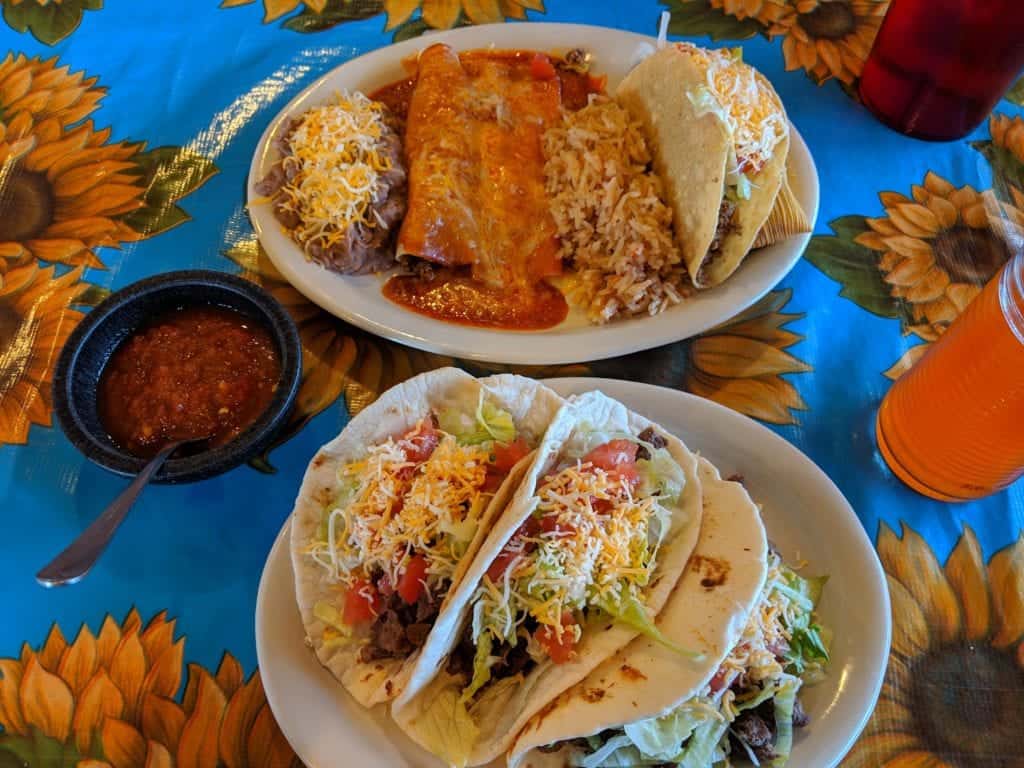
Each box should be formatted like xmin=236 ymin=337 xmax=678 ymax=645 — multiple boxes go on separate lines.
xmin=2 ymin=1 xmax=1023 ymax=766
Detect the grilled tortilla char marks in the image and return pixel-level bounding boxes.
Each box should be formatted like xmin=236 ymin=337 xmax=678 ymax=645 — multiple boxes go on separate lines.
xmin=384 ymin=46 xmax=574 ymax=329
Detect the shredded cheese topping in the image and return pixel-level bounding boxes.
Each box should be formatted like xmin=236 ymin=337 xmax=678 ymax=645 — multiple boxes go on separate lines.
xmin=309 ymin=425 xmax=491 ymax=592
xmin=473 ymin=460 xmax=663 ymax=643
xmin=675 ymin=43 xmax=788 ymax=176
xmin=277 ymin=91 xmax=393 ymax=254
xmin=714 ymin=555 xmax=804 ymax=719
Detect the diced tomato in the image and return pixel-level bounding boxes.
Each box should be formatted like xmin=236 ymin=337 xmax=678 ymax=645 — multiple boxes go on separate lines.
xmin=535 ymin=611 xmax=577 ymax=664
xmin=400 ymin=420 xmax=439 ymax=463
xmin=530 ymin=53 xmax=557 ymax=80
xmin=708 ymin=666 xmax=730 ymax=694
xmin=583 ymin=439 xmax=640 ymax=485
xmin=343 ymin=578 xmax=381 ymax=625
xmin=486 ymin=549 xmax=519 ymax=581
xmin=591 ymin=496 xmax=614 ymax=515
xmin=481 ymin=471 xmax=504 ymax=493
xmin=492 ymin=437 xmax=530 ymax=474
xmin=397 ymin=555 xmax=429 ymax=604
xmin=539 ymin=512 xmax=576 ymax=537
xmin=486 ymin=517 xmax=540 ymax=580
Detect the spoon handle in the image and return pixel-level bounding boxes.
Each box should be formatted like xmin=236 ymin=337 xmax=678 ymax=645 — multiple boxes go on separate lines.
xmin=36 ymin=441 xmax=181 ymax=587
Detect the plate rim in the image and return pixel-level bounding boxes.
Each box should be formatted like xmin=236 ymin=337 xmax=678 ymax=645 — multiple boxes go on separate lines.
xmin=246 ymin=22 xmax=821 ymax=365
xmin=256 ymin=378 xmax=890 ymax=768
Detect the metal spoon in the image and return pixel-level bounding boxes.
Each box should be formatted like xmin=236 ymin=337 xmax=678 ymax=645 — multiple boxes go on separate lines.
xmin=36 ymin=439 xmax=190 ymax=587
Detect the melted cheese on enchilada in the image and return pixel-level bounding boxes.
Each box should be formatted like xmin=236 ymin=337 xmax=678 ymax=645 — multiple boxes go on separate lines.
xmin=396 ymin=45 xmax=563 ymax=292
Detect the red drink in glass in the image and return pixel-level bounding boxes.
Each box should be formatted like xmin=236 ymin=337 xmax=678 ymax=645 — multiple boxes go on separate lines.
xmin=859 ymin=0 xmax=1024 ymax=141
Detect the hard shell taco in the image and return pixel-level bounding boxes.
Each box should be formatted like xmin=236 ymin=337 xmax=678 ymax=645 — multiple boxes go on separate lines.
xmin=289 ymin=368 xmax=564 ymax=708
xmin=617 ymin=43 xmax=803 ymax=289
xmin=509 ymin=459 xmax=830 ymax=768
xmin=392 ymin=390 xmax=705 ymax=767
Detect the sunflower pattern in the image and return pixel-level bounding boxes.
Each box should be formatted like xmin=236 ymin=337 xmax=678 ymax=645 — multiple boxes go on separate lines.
xmin=1 ymin=0 xmax=102 ymax=46
xmin=842 ymin=523 xmax=1024 ymax=768
xmin=0 ymin=609 xmax=299 ymax=767
xmin=804 ymin=169 xmax=1023 ymax=379
xmin=0 ymin=52 xmax=215 ymax=447
xmin=222 ymin=0 xmax=544 ymax=39
xmin=665 ymin=0 xmax=887 ymax=89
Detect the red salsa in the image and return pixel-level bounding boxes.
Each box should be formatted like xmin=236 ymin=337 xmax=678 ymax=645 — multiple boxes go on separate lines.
xmin=98 ymin=305 xmax=281 ymax=458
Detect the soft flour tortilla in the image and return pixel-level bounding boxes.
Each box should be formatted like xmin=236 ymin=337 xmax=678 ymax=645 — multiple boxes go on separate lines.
xmin=290 ymin=367 xmax=563 ymax=708
xmin=392 ymin=390 xmax=704 ymax=766
xmin=509 ymin=457 xmax=769 ymax=767
xmin=616 ymin=46 xmax=791 ymax=289
xmin=616 ymin=48 xmax=730 ymax=286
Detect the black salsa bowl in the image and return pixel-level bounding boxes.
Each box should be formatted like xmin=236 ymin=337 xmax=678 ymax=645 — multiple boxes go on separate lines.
xmin=53 ymin=270 xmax=302 ymax=483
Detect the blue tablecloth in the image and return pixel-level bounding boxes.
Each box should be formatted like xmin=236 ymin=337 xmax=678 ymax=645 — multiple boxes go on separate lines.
xmin=3 ymin=0 xmax=1023 ymax=764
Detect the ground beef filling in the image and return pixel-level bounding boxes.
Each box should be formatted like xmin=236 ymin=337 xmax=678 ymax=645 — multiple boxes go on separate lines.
xmin=698 ymin=198 xmax=740 ymax=284
xmin=256 ymin=110 xmax=408 ymax=275
xmin=357 ymin=574 xmax=442 ymax=663
xmin=728 ymin=696 xmax=810 ymax=763
xmin=446 ymin=623 xmax=538 ymax=692
xmin=636 ymin=426 xmax=668 ymax=461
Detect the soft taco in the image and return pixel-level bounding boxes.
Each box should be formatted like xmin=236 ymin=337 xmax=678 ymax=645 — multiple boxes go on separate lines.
xmin=616 ymin=43 xmax=800 ymax=289
xmin=289 ymin=368 xmax=563 ymax=708
xmin=510 ymin=460 xmax=831 ymax=768
xmin=392 ymin=390 xmax=705 ymax=767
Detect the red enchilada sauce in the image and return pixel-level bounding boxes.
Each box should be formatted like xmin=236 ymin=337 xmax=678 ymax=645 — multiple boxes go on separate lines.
xmin=370 ymin=50 xmax=604 ymax=330
xmin=98 ymin=306 xmax=281 ymax=458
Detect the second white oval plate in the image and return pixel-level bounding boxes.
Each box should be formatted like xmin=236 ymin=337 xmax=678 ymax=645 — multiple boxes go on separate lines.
xmin=248 ymin=23 xmax=820 ymax=365
xmin=256 ymin=379 xmax=888 ymax=768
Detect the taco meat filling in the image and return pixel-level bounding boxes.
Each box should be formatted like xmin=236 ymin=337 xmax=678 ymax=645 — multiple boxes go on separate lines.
xmin=548 ymin=550 xmax=829 ymax=767
xmin=446 ymin=427 xmax=691 ymax=709
xmin=699 ymin=199 xmax=740 ymax=284
xmin=305 ymin=394 xmax=533 ymax=665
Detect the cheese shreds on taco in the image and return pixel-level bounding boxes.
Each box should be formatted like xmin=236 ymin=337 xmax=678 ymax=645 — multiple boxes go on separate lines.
xmin=510 ymin=460 xmax=830 ymax=768
xmin=392 ymin=391 xmax=704 ymax=767
xmin=617 ymin=43 xmax=795 ymax=289
xmin=289 ymin=368 xmax=563 ymax=708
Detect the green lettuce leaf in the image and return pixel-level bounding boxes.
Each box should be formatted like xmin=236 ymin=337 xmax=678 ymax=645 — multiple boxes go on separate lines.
xmin=410 ymin=687 xmax=479 ymax=768
xmin=622 ymin=701 xmax=708 ymax=760
xmin=769 ymin=674 xmax=801 ymax=766
xmin=460 ymin=631 xmax=493 ymax=702
xmin=438 ymin=394 xmax=516 ymax=446
xmin=636 ymin=448 xmax=687 ymax=505
xmin=597 ymin=596 xmax=704 ymax=660
xmin=674 ymin=718 xmax=730 ymax=768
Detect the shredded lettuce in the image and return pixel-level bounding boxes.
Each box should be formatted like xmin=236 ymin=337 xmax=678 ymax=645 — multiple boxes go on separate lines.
xmin=410 ymin=687 xmax=479 ymax=768
xmin=623 ymin=701 xmax=711 ymax=760
xmin=675 ymin=718 xmax=730 ymax=768
xmin=769 ymin=675 xmax=800 ymax=766
xmin=687 ymin=86 xmax=728 ymax=125
xmin=461 ymin=631 xmax=493 ymax=702
xmin=779 ymin=568 xmax=830 ymax=676
xmin=438 ymin=392 xmax=516 ymax=446
xmin=313 ymin=601 xmax=352 ymax=649
xmin=598 ymin=596 xmax=704 ymax=660
xmin=637 ymin=448 xmax=687 ymax=504
xmin=576 ymin=734 xmax=644 ymax=767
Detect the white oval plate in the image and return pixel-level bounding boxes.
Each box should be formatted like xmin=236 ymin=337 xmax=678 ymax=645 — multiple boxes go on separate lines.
xmin=256 ymin=379 xmax=889 ymax=768
xmin=248 ymin=23 xmax=820 ymax=365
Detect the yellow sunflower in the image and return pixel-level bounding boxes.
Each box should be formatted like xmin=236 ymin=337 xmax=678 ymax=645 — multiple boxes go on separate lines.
xmin=0 ymin=261 xmax=87 ymax=446
xmin=0 ymin=54 xmax=148 ymax=269
xmin=0 ymin=609 xmax=300 ymax=767
xmin=854 ymin=171 xmax=1022 ymax=345
xmin=226 ymin=237 xmax=452 ymax=428
xmin=759 ymin=0 xmax=889 ymax=85
xmin=684 ymin=288 xmax=810 ymax=425
xmin=991 ymin=113 xmax=1024 ymax=166
xmin=843 ymin=523 xmax=1024 ymax=768
xmin=225 ymin=0 xmax=542 ymax=29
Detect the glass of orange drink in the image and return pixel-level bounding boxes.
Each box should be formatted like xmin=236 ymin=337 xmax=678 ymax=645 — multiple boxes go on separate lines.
xmin=876 ymin=253 xmax=1024 ymax=501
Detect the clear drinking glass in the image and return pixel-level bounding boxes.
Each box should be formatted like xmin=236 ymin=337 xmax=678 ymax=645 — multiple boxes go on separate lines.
xmin=858 ymin=0 xmax=1024 ymax=141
